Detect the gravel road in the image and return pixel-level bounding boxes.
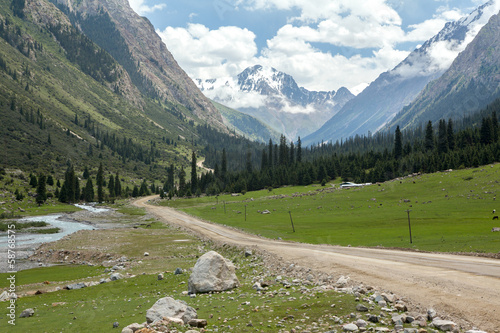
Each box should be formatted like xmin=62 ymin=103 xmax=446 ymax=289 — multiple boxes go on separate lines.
xmin=135 ymin=196 xmax=500 ymax=331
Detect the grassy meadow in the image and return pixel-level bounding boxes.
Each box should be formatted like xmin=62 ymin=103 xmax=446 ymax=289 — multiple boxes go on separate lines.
xmin=160 ymin=164 xmax=500 ymax=254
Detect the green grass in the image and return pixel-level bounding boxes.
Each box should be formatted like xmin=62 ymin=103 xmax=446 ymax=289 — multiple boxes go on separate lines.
xmin=7 ymin=250 xmax=369 ymax=333
xmin=160 ymin=164 xmax=500 ymax=253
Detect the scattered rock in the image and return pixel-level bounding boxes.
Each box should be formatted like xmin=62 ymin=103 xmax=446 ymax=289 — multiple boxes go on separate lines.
xmin=244 ymin=249 xmax=252 ymax=257
xmin=146 ymin=297 xmax=197 ymax=324
xmin=174 ymin=268 xmax=183 ymax=275
xmin=355 ymin=304 xmax=368 ymax=312
xmin=157 ymin=273 xmax=164 ymax=281
xmin=143 ymin=252 xmax=149 ymax=257
xmin=188 ymin=318 xmax=208 ymax=328
xmin=113 ymin=321 xmax=119 ymax=328
xmin=188 ymin=251 xmax=239 ymax=294
xmin=427 ymin=309 xmax=437 ymax=321
xmin=121 ymin=323 xmax=144 ymax=333
xmin=432 ymin=319 xmax=457 ymax=331
xmin=343 ymin=323 xmax=359 ymax=331
xmin=261 ymin=209 xmax=271 ymax=214
xmin=66 ymin=282 xmax=86 ymax=290
xmin=19 ymin=308 xmax=34 ymax=318
xmin=336 ymin=276 xmax=350 ymax=287
xmin=110 ymin=273 xmax=124 ymax=281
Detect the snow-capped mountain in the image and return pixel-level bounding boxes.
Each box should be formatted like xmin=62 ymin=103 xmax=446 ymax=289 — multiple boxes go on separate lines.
xmin=304 ymin=0 xmax=500 ymax=146
xmin=196 ymin=65 xmax=354 ymax=140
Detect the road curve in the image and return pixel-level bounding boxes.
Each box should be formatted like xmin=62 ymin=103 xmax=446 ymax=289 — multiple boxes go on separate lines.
xmin=134 ymin=196 xmax=500 ymax=331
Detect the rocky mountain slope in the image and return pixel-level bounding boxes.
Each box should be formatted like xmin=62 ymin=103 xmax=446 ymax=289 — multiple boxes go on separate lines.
xmin=389 ymin=10 xmax=500 ymax=130
xmin=52 ymin=0 xmax=224 ymax=129
xmin=197 ymin=65 xmax=354 ymax=140
xmin=0 ymin=0 xmax=229 ymax=178
xmin=304 ymin=0 xmax=500 ymax=145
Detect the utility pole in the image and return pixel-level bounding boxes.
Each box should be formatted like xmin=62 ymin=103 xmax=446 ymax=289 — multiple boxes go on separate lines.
xmin=289 ymin=211 xmax=295 ymax=233
xmin=406 ymin=209 xmax=412 ymax=244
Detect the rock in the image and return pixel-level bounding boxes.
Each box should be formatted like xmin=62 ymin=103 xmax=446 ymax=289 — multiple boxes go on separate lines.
xmin=355 ymin=319 xmax=367 ymax=328
xmin=261 ymin=209 xmax=271 ymax=214
xmin=188 ymin=318 xmax=208 ymax=328
xmin=432 ymin=319 xmax=457 ymax=331
xmin=157 ymin=273 xmax=164 ymax=281
xmin=465 ymin=330 xmax=487 ymax=333
xmin=343 ymin=323 xmax=359 ymax=332
xmin=368 ymin=315 xmax=379 ymax=323
xmin=395 ymin=303 xmax=407 ymax=312
xmin=188 ymin=251 xmax=239 ymax=294
xmin=19 ymin=308 xmax=34 ymax=318
xmin=244 ymin=249 xmax=252 ymax=257
xmin=110 ymin=273 xmax=124 ymax=281
xmin=146 ymin=297 xmax=197 ymax=324
xmin=66 ymin=282 xmax=86 ymax=290
xmin=381 ymin=292 xmax=396 ymax=303
xmin=143 ymin=252 xmax=149 ymax=256
xmin=404 ymin=329 xmax=418 ymax=333
xmin=121 ymin=323 xmax=144 ymax=333
xmin=174 ymin=268 xmax=183 ymax=275
xmin=252 ymin=282 xmax=263 ymax=291
xmin=427 ymin=309 xmax=437 ymax=320
xmin=113 ymin=321 xmax=119 ymax=328
xmin=336 ymin=276 xmax=350 ymax=287
xmin=165 ymin=317 xmax=184 ymax=325
xmin=392 ymin=314 xmax=406 ymax=326
xmin=0 ymin=291 xmax=10 ymax=301
xmin=355 ymin=304 xmax=368 ymax=312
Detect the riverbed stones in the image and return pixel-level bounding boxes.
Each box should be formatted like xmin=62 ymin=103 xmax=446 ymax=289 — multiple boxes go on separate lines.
xmin=66 ymin=282 xmax=86 ymax=290
xmin=146 ymin=296 xmax=196 ymax=324
xmin=188 ymin=251 xmax=239 ymax=294
xmin=174 ymin=268 xmax=183 ymax=275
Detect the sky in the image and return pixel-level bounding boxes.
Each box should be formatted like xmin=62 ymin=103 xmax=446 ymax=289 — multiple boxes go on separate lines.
xmin=128 ymin=0 xmax=493 ymax=95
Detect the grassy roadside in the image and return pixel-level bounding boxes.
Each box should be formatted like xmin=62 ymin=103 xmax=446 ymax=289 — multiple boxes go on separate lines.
xmin=159 ymin=164 xmax=500 ymax=254
xmin=0 ymin=202 xmax=390 ymax=333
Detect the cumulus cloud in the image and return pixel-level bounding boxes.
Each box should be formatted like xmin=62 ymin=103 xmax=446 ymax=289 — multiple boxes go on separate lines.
xmin=157 ymin=24 xmax=258 ymax=79
xmin=128 ymin=0 xmax=166 ymax=15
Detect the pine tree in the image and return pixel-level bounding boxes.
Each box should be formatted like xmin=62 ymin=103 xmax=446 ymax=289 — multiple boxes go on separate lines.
xmin=191 ymin=151 xmax=198 ymax=193
xmin=108 ymin=175 xmax=115 ymax=198
xmin=297 ymin=137 xmax=302 ymax=163
xmin=491 ymin=111 xmax=499 ymax=142
xmin=84 ymin=178 xmax=94 ymax=202
xmin=268 ymin=139 xmax=273 ymax=169
xmin=96 ymin=162 xmax=104 ymax=203
xmin=46 ymin=175 xmax=54 ymax=186
xmin=246 ymin=149 xmax=252 ymax=174
xmin=114 ymin=173 xmax=121 ymax=197
xmin=178 ymin=168 xmax=186 ymax=197
xmin=425 ymin=121 xmax=434 ymax=151
xmin=480 ymin=117 xmax=493 ymax=145
xmin=36 ymin=174 xmax=47 ymax=206
xmin=394 ymin=126 xmax=402 ymax=159
xmin=29 ymin=173 xmax=37 ymax=187
xmin=83 ymin=166 xmax=90 ymax=179
xmin=447 ymin=119 xmax=455 ymax=150
xmin=437 ymin=119 xmax=448 ymax=154
xmin=221 ymin=148 xmax=227 ymax=180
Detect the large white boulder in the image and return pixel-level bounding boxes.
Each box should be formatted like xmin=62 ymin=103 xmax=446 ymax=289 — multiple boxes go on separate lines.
xmin=188 ymin=251 xmax=239 ymax=294
xmin=146 ymin=297 xmax=196 ymax=324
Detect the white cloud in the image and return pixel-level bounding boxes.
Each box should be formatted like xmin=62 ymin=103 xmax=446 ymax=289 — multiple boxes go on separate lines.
xmin=157 ymin=24 xmax=258 ymax=79
xmin=128 ymin=0 xmax=166 ymax=15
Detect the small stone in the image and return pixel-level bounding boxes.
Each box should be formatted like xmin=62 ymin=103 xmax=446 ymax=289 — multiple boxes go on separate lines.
xmin=244 ymin=250 xmax=252 ymax=257
xmin=355 ymin=304 xmax=368 ymax=312
xmin=19 ymin=308 xmax=34 ymax=318
xmin=432 ymin=319 xmax=457 ymax=331
xmin=343 ymin=323 xmax=359 ymax=332
xmin=368 ymin=315 xmax=379 ymax=323
xmin=157 ymin=273 xmax=164 ymax=281
xmin=110 ymin=273 xmax=123 ymax=281
xmin=143 ymin=252 xmax=149 ymax=257
xmin=188 ymin=318 xmax=208 ymax=328
xmin=113 ymin=321 xmax=119 ymax=328
xmin=427 ymin=309 xmax=437 ymax=320
xmin=174 ymin=268 xmax=183 ymax=275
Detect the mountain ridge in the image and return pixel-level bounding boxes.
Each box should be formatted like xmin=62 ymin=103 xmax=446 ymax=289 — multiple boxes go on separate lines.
xmin=303 ymin=0 xmax=500 ymax=145
xmin=197 ymin=65 xmax=354 ymax=140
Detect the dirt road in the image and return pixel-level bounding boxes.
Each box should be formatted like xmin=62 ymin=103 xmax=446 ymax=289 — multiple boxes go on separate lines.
xmin=134 ymin=196 xmax=500 ymax=331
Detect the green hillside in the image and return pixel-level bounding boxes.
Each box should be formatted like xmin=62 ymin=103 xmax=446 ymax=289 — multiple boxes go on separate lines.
xmin=213 ymin=100 xmax=280 ymax=143
xmin=0 ymin=0 xmax=203 ymax=180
